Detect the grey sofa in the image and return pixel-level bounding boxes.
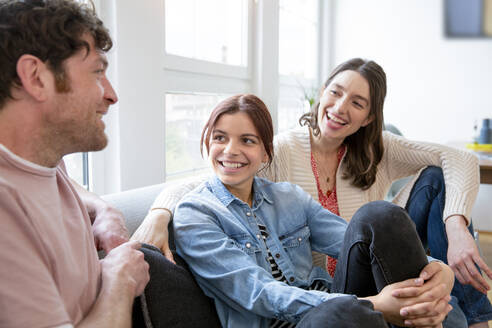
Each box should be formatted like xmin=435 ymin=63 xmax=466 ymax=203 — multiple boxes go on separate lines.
xmin=102 ymin=183 xmax=171 ymax=243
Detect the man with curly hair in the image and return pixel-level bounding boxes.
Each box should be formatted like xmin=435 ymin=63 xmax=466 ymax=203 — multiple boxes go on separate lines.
xmin=0 ymin=1 xmax=219 ymax=327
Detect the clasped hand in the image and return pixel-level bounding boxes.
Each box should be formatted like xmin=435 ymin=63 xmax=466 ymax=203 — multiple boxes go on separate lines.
xmin=369 ymin=261 xmax=454 ymax=327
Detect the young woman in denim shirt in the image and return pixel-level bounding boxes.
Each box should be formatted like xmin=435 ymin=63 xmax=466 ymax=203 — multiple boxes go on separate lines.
xmin=172 ymin=94 xmax=457 ymax=328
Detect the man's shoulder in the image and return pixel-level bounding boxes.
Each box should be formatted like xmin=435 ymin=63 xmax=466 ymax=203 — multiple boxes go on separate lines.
xmin=0 ymin=178 xmax=25 ymax=213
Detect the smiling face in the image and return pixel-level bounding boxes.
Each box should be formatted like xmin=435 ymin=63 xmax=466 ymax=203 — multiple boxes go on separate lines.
xmin=45 ymin=34 xmax=118 ymax=154
xmin=317 ymin=70 xmax=373 ymax=143
xmin=208 ymin=111 xmax=268 ymax=201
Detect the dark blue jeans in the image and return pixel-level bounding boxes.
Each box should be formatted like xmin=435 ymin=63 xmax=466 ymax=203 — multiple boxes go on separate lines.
xmin=299 ymin=201 xmax=466 ymax=328
xmin=405 ymin=166 xmax=492 ymax=325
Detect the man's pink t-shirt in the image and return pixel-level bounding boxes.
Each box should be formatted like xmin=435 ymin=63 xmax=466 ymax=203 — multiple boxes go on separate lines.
xmin=0 ymin=145 xmax=101 ymax=328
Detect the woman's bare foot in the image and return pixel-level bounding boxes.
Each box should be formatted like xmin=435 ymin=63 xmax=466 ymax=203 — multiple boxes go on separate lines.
xmin=469 ymin=322 xmax=489 ymax=328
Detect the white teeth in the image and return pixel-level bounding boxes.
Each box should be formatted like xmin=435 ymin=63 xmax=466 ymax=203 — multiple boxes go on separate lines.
xmin=221 ymin=161 xmax=244 ymax=168
xmin=327 ymin=113 xmax=347 ymax=125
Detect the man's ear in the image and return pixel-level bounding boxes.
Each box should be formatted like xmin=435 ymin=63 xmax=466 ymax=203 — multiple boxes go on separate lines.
xmin=16 ymin=54 xmax=54 ymax=102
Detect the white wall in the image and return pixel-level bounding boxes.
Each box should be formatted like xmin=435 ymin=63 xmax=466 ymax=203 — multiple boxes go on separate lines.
xmin=333 ymin=0 xmax=492 ymax=230
xmin=333 ymin=0 xmax=492 ymax=143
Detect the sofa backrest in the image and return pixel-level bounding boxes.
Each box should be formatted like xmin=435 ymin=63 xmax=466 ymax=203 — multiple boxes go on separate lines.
xmin=101 ymin=183 xmax=176 ymax=250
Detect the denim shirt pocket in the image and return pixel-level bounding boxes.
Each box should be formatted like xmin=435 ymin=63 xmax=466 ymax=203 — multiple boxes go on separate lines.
xmin=280 ymin=225 xmax=312 ymax=277
xmin=231 ymin=234 xmax=261 ymax=256
xmin=280 ymin=225 xmax=310 ymax=248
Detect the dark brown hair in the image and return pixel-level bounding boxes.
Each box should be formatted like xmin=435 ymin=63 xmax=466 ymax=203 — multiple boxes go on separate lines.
xmin=0 ymin=0 xmax=112 ymax=109
xmin=299 ymin=58 xmax=386 ymax=189
xmin=200 ymin=94 xmax=274 ymax=167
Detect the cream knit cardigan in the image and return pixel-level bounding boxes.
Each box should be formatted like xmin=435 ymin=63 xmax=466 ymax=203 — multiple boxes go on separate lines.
xmin=152 ymin=127 xmax=479 ymax=267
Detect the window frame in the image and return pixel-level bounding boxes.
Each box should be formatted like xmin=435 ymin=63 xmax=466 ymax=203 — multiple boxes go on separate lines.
xmin=89 ymin=0 xmax=331 ymax=193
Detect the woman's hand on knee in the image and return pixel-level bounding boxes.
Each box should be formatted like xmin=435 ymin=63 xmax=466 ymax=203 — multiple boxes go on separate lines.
xmin=367 ymin=282 xmax=450 ymax=327
xmin=391 ymin=262 xmax=454 ymax=300
xmin=399 ymin=296 xmax=451 ymax=328
xmin=363 ymin=279 xmax=429 ymax=326
xmin=130 ymin=209 xmax=175 ymax=264
xmin=367 ymin=262 xmax=454 ymax=327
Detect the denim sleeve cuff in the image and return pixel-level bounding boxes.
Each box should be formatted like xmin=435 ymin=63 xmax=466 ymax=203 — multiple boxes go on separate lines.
xmin=427 ymin=255 xmax=442 ymax=263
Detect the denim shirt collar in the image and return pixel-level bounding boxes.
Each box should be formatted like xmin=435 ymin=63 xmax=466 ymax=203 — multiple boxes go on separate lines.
xmin=208 ymin=175 xmax=273 ymax=209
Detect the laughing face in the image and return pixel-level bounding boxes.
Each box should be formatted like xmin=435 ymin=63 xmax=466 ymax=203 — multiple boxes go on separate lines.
xmin=208 ymin=111 xmax=268 ymax=201
xmin=46 ymin=34 xmax=118 ymax=154
xmin=317 ymin=70 xmax=373 ymax=143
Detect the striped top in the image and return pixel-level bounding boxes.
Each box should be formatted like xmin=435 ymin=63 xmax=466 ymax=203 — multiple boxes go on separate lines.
xmin=254 ymin=222 xmax=328 ymax=328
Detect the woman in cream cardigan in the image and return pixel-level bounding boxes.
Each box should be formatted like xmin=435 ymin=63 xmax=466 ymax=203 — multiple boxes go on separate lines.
xmin=132 ymin=58 xmax=491 ymax=327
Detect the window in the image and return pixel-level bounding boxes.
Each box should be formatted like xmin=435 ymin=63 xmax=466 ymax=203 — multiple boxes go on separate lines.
xmin=163 ymin=0 xmax=250 ymax=182
xmin=64 ymin=152 xmax=89 ymax=188
xmin=278 ymin=0 xmax=318 ymax=80
xmin=165 ymin=0 xmax=248 ymax=66
xmin=277 ymin=0 xmax=320 ymax=132
xmin=165 ymin=93 xmax=230 ymax=179
xmin=65 ymin=0 xmax=93 ymax=190
xmin=278 ymin=88 xmax=311 ymax=132
xmin=89 ymin=1 xmax=328 ymax=192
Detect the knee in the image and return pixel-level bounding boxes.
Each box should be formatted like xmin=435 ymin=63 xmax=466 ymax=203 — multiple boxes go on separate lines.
xmin=418 ymin=166 xmax=445 ymax=192
xmin=298 ymin=296 xmax=386 ymax=328
xmin=351 ymin=201 xmax=415 ymax=236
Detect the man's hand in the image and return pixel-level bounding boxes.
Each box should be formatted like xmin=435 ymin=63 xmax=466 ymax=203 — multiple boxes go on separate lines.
xmin=67 ymin=177 xmax=129 ymax=253
xmin=91 ymin=205 xmax=129 ymax=253
xmin=131 ymin=209 xmax=175 ymax=264
xmin=446 ymin=215 xmax=492 ymax=294
xmin=100 ymin=241 xmax=150 ymax=297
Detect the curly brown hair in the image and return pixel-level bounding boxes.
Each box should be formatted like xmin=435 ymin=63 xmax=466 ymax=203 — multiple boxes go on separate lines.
xmin=0 ymin=0 xmax=112 ymax=109
xmin=299 ymin=58 xmax=386 ymax=190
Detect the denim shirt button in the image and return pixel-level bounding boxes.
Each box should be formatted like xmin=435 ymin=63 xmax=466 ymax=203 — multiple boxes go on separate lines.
xmin=256 ymin=234 xmax=261 ymax=239
xmin=289 ymin=277 xmax=295 ymax=282
xmin=275 ymin=253 xmax=280 ymax=259
xmin=245 ymin=242 xmax=252 ymax=248
xmin=298 ymin=237 xmax=302 ymax=242
xmin=246 ymin=212 xmax=251 ymax=216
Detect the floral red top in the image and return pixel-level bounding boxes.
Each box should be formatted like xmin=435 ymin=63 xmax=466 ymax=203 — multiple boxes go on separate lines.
xmin=310 ymin=145 xmax=346 ymax=277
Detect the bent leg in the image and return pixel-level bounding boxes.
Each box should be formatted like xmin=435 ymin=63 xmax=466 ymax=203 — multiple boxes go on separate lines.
xmin=406 ymin=166 xmax=492 ymax=325
xmin=134 ymin=244 xmax=221 ymax=328
xmin=331 ymin=201 xmax=428 ymax=295
xmin=297 ymin=296 xmax=388 ymax=328
xmin=331 ymin=201 xmax=466 ymax=328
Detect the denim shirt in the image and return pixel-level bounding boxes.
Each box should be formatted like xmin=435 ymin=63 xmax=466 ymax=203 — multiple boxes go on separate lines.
xmin=173 ymin=176 xmax=350 ymax=328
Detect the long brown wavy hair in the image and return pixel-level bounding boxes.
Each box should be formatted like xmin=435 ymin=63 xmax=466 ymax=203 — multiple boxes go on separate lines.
xmin=299 ymin=58 xmax=386 ymax=190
